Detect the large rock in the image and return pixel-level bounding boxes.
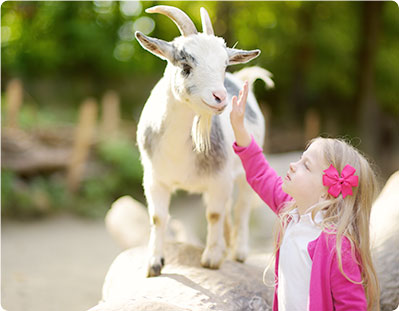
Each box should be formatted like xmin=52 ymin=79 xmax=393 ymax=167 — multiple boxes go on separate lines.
xmin=104 ymin=196 xmax=150 ymax=249
xmin=370 ymin=171 xmax=399 ymax=311
xmin=92 ymin=171 xmax=399 ymax=311
xmin=105 ymin=196 xmax=202 ymax=250
xmin=89 ymin=243 xmax=274 ymax=311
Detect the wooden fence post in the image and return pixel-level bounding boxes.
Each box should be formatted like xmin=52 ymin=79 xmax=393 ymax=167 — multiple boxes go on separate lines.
xmin=67 ymin=98 xmax=98 ymax=192
xmin=5 ymin=78 xmax=23 ymax=128
xmin=304 ymin=108 xmax=320 ymax=143
xmin=261 ymin=103 xmax=271 ymax=154
xmin=101 ymin=90 xmax=120 ymax=140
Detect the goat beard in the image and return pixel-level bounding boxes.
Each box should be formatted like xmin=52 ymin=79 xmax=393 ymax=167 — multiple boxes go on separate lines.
xmin=192 ymin=113 xmax=212 ymax=154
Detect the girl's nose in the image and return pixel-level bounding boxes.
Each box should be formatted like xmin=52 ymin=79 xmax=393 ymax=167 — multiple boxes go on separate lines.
xmin=289 ymin=162 xmax=296 ymax=172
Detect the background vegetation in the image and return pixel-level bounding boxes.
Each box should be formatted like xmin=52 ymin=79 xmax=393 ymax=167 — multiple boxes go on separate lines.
xmin=2 ymin=1 xmax=398 ymax=218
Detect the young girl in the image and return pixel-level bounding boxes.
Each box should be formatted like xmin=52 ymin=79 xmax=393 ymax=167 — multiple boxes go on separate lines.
xmin=230 ymin=81 xmax=380 ymax=311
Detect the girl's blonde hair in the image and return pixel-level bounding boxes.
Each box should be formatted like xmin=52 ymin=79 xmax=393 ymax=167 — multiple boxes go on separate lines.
xmin=268 ymin=137 xmax=380 ymax=311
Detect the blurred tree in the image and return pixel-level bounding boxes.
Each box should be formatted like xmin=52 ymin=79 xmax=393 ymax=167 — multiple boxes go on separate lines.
xmin=356 ymin=1 xmax=383 ymax=158
xmin=1 ymin=1 xmax=398 ymax=176
xmin=290 ymin=2 xmax=315 ymax=118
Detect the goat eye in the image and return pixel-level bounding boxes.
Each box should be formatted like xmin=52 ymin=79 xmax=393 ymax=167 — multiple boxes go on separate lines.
xmin=181 ymin=64 xmax=192 ymax=77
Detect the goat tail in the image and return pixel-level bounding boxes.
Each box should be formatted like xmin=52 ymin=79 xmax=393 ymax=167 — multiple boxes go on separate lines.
xmin=233 ymin=66 xmax=274 ymax=90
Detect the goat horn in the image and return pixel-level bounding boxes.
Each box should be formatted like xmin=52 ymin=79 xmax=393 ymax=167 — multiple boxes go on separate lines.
xmin=146 ymin=5 xmax=198 ymax=37
xmin=200 ymin=7 xmax=214 ymax=36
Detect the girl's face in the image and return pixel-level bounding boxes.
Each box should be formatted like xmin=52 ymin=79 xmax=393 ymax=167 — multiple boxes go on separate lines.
xmin=282 ymin=140 xmax=328 ymax=214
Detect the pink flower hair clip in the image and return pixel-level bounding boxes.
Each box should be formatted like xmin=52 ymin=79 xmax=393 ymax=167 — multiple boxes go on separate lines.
xmin=322 ymin=164 xmax=359 ymax=198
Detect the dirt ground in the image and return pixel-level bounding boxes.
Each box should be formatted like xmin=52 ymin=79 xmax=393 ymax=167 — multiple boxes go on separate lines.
xmin=1 ymin=151 xmax=300 ymax=311
xmin=1 ymin=214 xmax=121 ymax=311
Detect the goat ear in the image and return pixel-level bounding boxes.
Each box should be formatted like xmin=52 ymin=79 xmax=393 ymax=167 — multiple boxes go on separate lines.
xmin=227 ymin=48 xmax=261 ymax=65
xmin=135 ymin=31 xmax=174 ymax=61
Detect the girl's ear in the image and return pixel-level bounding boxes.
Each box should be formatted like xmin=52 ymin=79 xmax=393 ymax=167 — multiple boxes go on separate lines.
xmin=319 ymin=189 xmax=328 ymax=201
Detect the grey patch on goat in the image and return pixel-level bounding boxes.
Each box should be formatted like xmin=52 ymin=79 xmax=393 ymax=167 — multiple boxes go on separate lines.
xmin=195 ymin=116 xmax=227 ymax=175
xmin=143 ymin=126 xmax=163 ymax=158
xmin=224 ymin=76 xmax=257 ymax=123
xmin=173 ymin=47 xmax=197 ymax=65
xmin=186 ymin=84 xmax=197 ymax=95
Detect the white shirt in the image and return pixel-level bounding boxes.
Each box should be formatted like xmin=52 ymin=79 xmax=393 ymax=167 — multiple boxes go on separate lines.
xmin=277 ymin=208 xmax=323 ymax=311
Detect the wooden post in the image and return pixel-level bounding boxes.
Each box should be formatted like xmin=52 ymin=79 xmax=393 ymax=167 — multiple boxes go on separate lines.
xmin=304 ymin=108 xmax=320 ymax=143
xmin=325 ymin=117 xmax=338 ymax=138
xmin=5 ymin=79 xmax=23 ymax=128
xmin=67 ymin=98 xmax=98 ymax=192
xmin=101 ymin=90 xmax=120 ymax=140
xmin=261 ymin=103 xmax=271 ymax=154
xmin=356 ymin=2 xmax=383 ymax=157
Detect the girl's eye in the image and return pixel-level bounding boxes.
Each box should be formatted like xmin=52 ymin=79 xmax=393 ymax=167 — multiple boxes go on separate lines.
xmin=304 ymin=163 xmax=310 ymax=170
xmin=181 ymin=64 xmax=192 ymax=77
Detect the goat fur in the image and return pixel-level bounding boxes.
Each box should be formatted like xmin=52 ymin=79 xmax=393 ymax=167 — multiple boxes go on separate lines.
xmin=135 ymin=5 xmax=273 ymax=276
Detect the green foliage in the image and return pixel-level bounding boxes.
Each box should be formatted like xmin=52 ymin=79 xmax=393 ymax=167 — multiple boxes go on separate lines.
xmin=376 ymin=1 xmax=399 ymax=115
xmin=97 ymin=138 xmax=143 ymax=182
xmin=1 ymin=136 xmax=144 ymax=219
xmin=1 ymin=1 xmax=398 ymax=218
xmin=1 ymin=170 xmax=67 ymax=218
xmin=2 ymin=1 xmax=398 ymax=119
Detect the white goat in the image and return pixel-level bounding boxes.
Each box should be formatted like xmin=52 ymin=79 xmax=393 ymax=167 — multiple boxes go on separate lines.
xmin=135 ymin=5 xmax=273 ymax=277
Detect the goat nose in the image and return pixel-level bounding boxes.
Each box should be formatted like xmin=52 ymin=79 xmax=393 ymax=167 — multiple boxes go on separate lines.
xmin=212 ymin=90 xmax=227 ymax=104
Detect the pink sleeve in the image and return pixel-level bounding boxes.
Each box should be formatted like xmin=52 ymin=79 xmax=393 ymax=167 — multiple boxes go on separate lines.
xmin=330 ymin=238 xmax=367 ymax=310
xmin=233 ymin=137 xmax=292 ymax=214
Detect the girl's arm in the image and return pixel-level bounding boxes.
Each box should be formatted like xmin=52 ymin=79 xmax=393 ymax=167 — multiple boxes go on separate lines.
xmin=230 ymin=81 xmax=292 ymax=214
xmin=330 ymin=238 xmax=367 ymax=310
xmin=233 ymin=138 xmax=292 ymax=214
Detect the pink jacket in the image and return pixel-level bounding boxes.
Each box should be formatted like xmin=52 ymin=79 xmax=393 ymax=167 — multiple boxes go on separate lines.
xmin=233 ymin=137 xmax=367 ymax=311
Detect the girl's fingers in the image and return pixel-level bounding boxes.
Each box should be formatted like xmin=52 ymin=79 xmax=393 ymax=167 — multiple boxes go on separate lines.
xmin=231 ymin=81 xmax=249 ymax=117
xmin=231 ymin=95 xmax=240 ymax=114
xmin=231 ymin=95 xmax=243 ymax=116
xmin=232 ymin=95 xmax=237 ymax=108
xmin=238 ymin=81 xmax=249 ymax=110
xmin=230 ymin=96 xmax=238 ymax=122
xmin=243 ymin=81 xmax=249 ymax=100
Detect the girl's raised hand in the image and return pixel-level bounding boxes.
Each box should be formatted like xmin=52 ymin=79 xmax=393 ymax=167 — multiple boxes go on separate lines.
xmin=230 ymin=80 xmax=249 ymax=130
xmin=230 ymin=80 xmax=251 ymax=147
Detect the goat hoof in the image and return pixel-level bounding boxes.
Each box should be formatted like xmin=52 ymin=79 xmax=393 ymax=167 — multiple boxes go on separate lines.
xmin=233 ymin=248 xmax=248 ymax=263
xmin=147 ymin=264 xmax=162 ymax=277
xmin=201 ymin=246 xmax=224 ymax=269
xmin=147 ymin=257 xmax=165 ymax=277
xmin=234 ymin=254 xmax=246 ymax=263
xmin=201 ymin=259 xmax=220 ymax=269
